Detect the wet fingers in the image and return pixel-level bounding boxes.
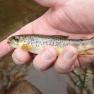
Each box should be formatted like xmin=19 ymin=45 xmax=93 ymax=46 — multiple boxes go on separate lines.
xmin=12 ymin=48 xmax=33 ymax=64
xmin=54 ymin=46 xmax=77 ymax=73
xmin=33 ymin=46 xmax=57 ymax=71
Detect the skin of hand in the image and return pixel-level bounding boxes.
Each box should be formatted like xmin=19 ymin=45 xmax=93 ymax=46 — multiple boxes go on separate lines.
xmin=0 ymin=0 xmax=94 ymax=73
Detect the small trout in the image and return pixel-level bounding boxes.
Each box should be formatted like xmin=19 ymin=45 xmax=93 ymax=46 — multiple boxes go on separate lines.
xmin=8 ymin=34 xmax=94 ymax=55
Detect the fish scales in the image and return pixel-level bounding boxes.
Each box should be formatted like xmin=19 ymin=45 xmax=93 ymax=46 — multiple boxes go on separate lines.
xmin=8 ymin=35 xmax=94 ymax=54
xmin=24 ymin=36 xmax=86 ymax=47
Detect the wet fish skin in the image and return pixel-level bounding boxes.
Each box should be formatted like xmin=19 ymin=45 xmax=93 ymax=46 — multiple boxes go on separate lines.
xmin=8 ymin=34 xmax=94 ymax=54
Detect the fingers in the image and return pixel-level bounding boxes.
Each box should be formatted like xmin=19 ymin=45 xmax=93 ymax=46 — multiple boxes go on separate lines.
xmin=54 ymin=46 xmax=77 ymax=73
xmin=33 ymin=46 xmax=77 ymax=73
xmin=12 ymin=46 xmax=77 ymax=73
xmin=33 ymin=46 xmax=57 ymax=71
xmin=12 ymin=48 xmax=33 ymax=64
xmin=12 ymin=46 xmax=94 ymax=73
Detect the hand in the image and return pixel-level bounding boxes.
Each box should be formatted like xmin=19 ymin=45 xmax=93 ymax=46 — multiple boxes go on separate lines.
xmin=0 ymin=0 xmax=94 ymax=73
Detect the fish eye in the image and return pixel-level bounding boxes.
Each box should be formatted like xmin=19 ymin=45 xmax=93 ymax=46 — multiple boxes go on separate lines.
xmin=13 ymin=36 xmax=19 ymax=41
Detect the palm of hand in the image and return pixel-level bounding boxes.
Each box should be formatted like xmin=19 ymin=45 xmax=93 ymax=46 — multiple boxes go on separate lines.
xmin=29 ymin=0 xmax=94 ymax=39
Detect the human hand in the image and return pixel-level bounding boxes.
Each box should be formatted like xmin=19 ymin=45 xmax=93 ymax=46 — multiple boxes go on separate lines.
xmin=0 ymin=0 xmax=94 ymax=73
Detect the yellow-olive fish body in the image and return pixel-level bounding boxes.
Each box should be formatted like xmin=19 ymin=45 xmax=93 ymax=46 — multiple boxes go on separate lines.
xmin=8 ymin=34 xmax=94 ymax=54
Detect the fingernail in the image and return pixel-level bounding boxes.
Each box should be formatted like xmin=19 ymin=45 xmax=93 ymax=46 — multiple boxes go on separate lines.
xmin=63 ymin=50 xmax=75 ymax=60
xmin=41 ymin=48 xmax=56 ymax=62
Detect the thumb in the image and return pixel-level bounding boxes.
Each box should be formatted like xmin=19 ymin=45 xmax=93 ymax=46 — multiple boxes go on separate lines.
xmin=34 ymin=0 xmax=59 ymax=7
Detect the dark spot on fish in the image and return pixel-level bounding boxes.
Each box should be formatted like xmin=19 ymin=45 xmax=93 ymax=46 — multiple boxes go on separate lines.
xmin=12 ymin=36 xmax=20 ymax=41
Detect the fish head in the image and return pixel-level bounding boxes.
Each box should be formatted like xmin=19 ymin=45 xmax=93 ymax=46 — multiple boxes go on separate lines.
xmin=8 ymin=35 xmax=22 ymax=48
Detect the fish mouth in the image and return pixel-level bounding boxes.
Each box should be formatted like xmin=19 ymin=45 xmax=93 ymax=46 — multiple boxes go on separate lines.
xmin=7 ymin=35 xmax=20 ymax=44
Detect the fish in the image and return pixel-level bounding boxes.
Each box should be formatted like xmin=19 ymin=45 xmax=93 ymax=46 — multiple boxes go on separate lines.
xmin=7 ymin=34 xmax=94 ymax=55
